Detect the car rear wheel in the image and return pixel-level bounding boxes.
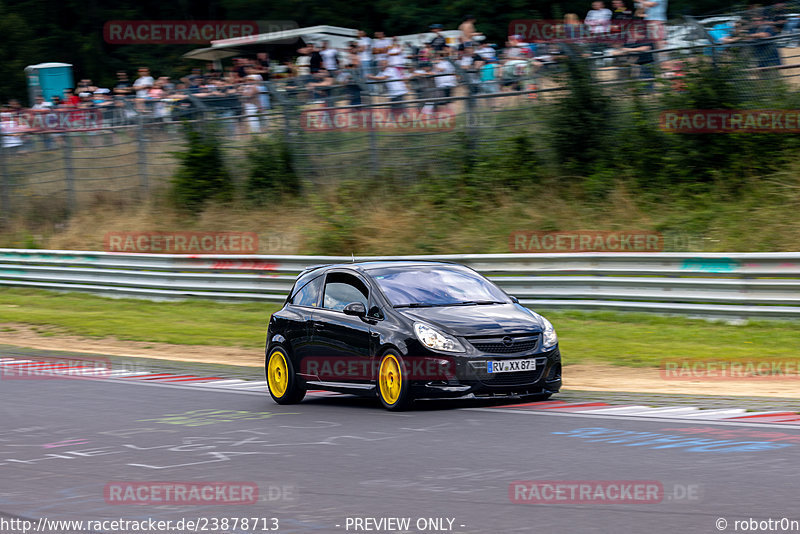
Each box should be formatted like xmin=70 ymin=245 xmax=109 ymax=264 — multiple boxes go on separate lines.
xmin=377 ymin=351 xmax=412 ymax=411
xmin=266 ymin=346 xmax=306 ymax=404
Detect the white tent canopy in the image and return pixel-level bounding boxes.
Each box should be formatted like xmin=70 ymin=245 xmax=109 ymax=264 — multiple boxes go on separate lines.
xmin=210 ymin=25 xmax=359 ymax=50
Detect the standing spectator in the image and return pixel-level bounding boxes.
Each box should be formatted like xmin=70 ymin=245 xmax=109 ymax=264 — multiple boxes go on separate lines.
xmin=320 ymin=40 xmax=339 ymax=75
xmin=636 ymin=0 xmax=667 ymax=48
xmin=418 ymin=43 xmax=434 ymax=64
xmin=612 ymin=25 xmax=656 ymax=88
xmin=309 ymin=43 xmax=323 ymax=74
xmin=372 ymin=32 xmax=392 ymax=64
xmin=233 ymin=58 xmax=249 ymax=80
xmin=747 ymin=13 xmax=781 ymax=74
xmin=610 ymin=0 xmax=634 ymax=38
xmin=585 ymin=1 xmax=613 ymax=37
xmin=357 ymin=30 xmax=373 ymax=77
xmin=478 ymin=58 xmax=500 ymax=95
xmin=337 ymin=61 xmax=362 ymax=106
xmin=296 ymin=46 xmax=312 ymax=77
xmin=458 ymin=46 xmax=481 ymax=91
xmin=346 ymin=41 xmax=362 ymax=69
xmin=459 ymin=15 xmax=481 ymax=47
xmin=611 ymin=0 xmax=633 ymax=19
xmin=433 ymin=53 xmax=457 ymax=106
xmin=369 ymin=60 xmax=407 ymax=114
xmin=387 ymin=37 xmax=406 ymax=69
xmin=240 ymin=74 xmax=262 ymax=133
xmin=476 ymin=41 xmax=497 ymax=61
xmin=133 ymin=67 xmax=154 ymax=98
xmin=255 ymin=52 xmax=271 ymax=80
xmin=63 ymin=88 xmax=81 ymax=107
xmin=307 ymin=68 xmax=335 ymax=106
xmin=31 ymin=95 xmax=52 ymax=110
xmin=505 ymin=35 xmax=527 ymax=59
xmin=205 ymin=62 xmax=222 ymax=80
xmin=429 ymin=24 xmax=448 ymax=52
xmin=409 ymin=62 xmax=435 ymax=111
xmin=31 ymin=96 xmax=55 ymax=149
xmin=182 ymin=68 xmax=204 ymax=92
xmin=113 ymin=71 xmax=132 ymax=97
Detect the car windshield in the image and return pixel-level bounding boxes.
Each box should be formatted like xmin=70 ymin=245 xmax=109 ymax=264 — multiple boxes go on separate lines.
xmin=368 ymin=265 xmax=510 ymax=307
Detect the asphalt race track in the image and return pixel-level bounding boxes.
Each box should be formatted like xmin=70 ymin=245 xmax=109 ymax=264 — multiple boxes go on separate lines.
xmin=1 ymin=349 xmax=799 ymax=534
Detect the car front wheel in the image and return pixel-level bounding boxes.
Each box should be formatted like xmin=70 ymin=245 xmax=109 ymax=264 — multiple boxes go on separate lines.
xmin=376 ymin=351 xmax=412 ymax=411
xmin=266 ymin=346 xmax=306 ymax=404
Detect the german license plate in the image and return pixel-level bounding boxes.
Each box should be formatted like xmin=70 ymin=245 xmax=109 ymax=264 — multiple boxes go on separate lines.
xmin=487 ymin=358 xmax=537 ymax=373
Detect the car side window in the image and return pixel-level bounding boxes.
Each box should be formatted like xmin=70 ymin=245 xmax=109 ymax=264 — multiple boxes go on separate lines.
xmin=322 ymin=272 xmax=369 ymax=312
xmin=291 ymin=275 xmax=323 ymax=307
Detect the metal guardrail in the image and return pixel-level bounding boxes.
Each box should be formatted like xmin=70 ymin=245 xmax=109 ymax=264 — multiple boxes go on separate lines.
xmin=1 ymin=249 xmax=800 ymax=318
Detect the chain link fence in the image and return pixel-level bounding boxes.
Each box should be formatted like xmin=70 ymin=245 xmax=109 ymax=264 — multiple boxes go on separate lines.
xmin=2 ymin=37 xmax=800 ymax=222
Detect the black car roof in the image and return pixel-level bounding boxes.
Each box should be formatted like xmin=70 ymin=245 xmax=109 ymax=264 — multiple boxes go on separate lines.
xmin=296 ymin=260 xmax=460 ymax=277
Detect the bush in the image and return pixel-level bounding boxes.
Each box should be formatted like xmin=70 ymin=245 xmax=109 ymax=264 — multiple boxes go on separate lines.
xmin=658 ymin=58 xmax=799 ymax=188
xmin=547 ymin=51 xmax=614 ymax=174
xmin=170 ymin=123 xmax=232 ymax=211
xmin=245 ymin=135 xmax=301 ymax=204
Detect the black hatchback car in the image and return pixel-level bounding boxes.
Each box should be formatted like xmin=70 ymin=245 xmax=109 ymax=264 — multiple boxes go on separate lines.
xmin=265 ymin=261 xmax=561 ymax=410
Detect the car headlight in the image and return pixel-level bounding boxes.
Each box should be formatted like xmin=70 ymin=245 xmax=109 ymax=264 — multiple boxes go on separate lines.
xmin=542 ymin=317 xmax=558 ymax=349
xmin=414 ymin=323 xmax=466 ymax=353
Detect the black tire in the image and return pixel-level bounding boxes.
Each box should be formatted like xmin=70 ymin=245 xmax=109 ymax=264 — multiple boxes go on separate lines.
xmin=265 ymin=345 xmax=306 ymax=404
xmin=376 ymin=351 xmax=413 ymax=411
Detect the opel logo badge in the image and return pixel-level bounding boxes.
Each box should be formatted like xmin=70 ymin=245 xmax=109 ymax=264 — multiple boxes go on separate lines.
xmin=502 ymin=336 xmax=514 ymax=347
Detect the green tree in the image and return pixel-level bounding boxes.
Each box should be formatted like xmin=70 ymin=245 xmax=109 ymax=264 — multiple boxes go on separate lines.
xmin=170 ymin=123 xmax=233 ymax=211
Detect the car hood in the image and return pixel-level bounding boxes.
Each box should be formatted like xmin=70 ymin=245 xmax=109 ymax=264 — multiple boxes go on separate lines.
xmin=397 ymin=304 xmax=543 ymax=337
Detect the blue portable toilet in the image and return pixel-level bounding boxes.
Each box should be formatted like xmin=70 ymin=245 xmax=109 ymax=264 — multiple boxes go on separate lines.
xmin=25 ymin=63 xmax=74 ymax=106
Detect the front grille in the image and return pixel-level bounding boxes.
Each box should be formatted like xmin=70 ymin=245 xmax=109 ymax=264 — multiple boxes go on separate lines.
xmin=468 ymin=334 xmax=539 ymax=354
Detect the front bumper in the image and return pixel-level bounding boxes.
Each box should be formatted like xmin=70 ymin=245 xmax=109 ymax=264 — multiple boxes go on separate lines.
xmin=409 ymin=346 xmax=562 ymax=399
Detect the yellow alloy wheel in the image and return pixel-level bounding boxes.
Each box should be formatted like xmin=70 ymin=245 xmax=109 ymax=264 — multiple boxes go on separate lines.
xmin=379 ymin=354 xmax=403 ymax=405
xmin=267 ymin=350 xmax=289 ymax=397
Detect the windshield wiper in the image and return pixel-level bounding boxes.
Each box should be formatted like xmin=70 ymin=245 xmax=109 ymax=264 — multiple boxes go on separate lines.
xmin=394 ymin=303 xmax=438 ymax=308
xmin=449 ymin=300 xmax=505 ymax=306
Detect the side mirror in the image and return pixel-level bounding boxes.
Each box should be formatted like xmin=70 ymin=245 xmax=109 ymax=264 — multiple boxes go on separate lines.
xmin=510 ymin=296 xmax=520 ymax=304
xmin=343 ymin=302 xmax=367 ymax=317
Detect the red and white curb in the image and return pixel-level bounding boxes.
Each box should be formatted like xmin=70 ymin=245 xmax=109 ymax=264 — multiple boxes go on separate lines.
xmin=0 ymin=357 xmax=342 ymax=398
xmin=3 ymin=357 xmax=799 ymax=423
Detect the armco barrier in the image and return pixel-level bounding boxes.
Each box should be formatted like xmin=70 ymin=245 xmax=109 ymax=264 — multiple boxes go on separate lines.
xmin=1 ymin=250 xmax=799 ymax=318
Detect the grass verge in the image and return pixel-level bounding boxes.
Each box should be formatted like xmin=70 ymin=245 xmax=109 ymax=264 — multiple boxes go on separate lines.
xmin=1 ymin=288 xmax=798 ymax=367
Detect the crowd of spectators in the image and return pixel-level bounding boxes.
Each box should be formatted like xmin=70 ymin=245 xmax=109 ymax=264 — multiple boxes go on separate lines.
xmin=2 ymin=0 xmax=799 ymax=146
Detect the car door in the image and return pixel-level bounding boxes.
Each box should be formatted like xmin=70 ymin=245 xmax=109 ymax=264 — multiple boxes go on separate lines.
xmin=283 ymin=273 xmax=324 ymax=368
xmin=309 ymin=271 xmax=374 ymax=385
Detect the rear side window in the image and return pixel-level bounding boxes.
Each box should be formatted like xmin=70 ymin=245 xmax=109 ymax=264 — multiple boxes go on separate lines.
xmin=291 ymin=275 xmax=323 ymax=307
xmin=323 ymin=272 xmax=369 ymax=311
